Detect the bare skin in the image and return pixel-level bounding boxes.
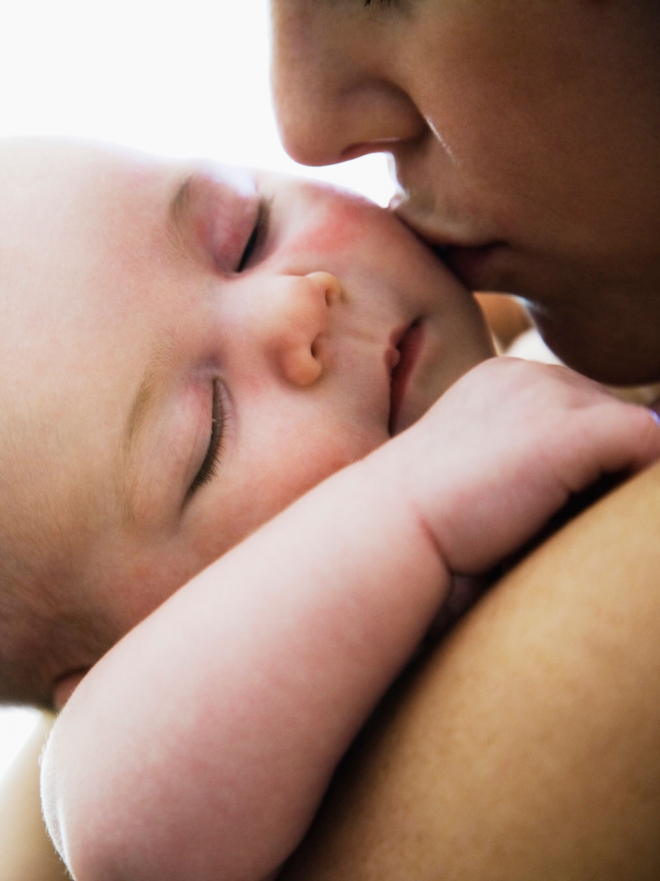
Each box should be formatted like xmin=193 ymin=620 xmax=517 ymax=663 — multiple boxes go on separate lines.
xmin=42 ymin=357 xmax=660 ymax=881
xmin=11 ymin=140 xmax=657 ymax=881
xmin=9 ymin=463 xmax=660 ymax=881
xmin=279 ymin=462 xmax=660 ymax=881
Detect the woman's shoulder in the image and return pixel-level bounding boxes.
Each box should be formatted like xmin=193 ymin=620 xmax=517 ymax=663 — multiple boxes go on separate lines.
xmin=280 ymin=461 xmax=660 ymax=881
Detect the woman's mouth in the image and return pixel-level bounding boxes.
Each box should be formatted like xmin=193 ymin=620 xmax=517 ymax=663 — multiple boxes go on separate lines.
xmin=391 ymin=203 xmax=506 ymax=290
xmin=388 ymin=320 xmax=424 ymax=435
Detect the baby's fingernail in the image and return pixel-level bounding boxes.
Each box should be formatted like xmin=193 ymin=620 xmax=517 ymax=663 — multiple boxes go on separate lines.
xmin=650 ymin=409 xmax=660 ymax=428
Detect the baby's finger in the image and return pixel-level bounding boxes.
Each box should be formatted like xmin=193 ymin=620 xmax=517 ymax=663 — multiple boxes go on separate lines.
xmin=559 ymin=400 xmax=660 ymax=496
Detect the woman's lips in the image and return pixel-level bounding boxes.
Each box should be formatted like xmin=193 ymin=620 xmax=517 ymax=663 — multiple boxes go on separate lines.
xmin=390 ymin=203 xmax=506 ymax=289
xmin=388 ymin=320 xmax=424 ymax=435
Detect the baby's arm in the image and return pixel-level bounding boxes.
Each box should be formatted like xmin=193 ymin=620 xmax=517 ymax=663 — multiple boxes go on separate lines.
xmin=41 ymin=358 xmax=660 ymax=881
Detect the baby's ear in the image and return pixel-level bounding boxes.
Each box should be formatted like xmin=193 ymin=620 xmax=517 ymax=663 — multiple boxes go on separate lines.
xmin=475 ymin=293 xmax=530 ymax=351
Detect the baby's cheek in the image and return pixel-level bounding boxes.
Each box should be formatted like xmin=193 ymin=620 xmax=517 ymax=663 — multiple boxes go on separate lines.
xmin=288 ymin=203 xmax=374 ymax=260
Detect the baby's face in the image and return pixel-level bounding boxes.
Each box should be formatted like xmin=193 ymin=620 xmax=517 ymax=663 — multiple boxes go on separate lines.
xmin=0 ymin=140 xmax=492 ymax=707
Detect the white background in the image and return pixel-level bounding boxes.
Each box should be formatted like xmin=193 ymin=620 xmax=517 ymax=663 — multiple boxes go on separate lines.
xmin=0 ymin=0 xmax=393 ymax=781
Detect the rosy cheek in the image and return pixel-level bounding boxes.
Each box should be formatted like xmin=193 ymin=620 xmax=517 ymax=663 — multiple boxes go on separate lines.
xmin=288 ymin=203 xmax=371 ymax=258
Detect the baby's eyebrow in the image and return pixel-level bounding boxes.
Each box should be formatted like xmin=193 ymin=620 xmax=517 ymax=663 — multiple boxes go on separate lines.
xmin=121 ymin=339 xmax=177 ymax=524
xmin=125 ymin=338 xmax=177 ymax=451
xmin=126 ymin=365 xmax=159 ymax=452
xmin=170 ymin=175 xmax=193 ymax=229
xmin=167 ymin=174 xmax=196 ymax=257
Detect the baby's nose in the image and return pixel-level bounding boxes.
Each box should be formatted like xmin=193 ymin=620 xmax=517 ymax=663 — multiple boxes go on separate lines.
xmin=266 ymin=271 xmax=343 ymax=387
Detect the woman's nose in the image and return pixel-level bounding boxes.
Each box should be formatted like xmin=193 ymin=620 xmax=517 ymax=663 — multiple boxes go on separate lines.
xmin=270 ymin=4 xmax=424 ymax=167
xmin=259 ymin=271 xmax=343 ymax=387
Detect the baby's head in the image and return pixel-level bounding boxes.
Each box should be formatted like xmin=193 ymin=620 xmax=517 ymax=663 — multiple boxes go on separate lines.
xmin=0 ymin=139 xmax=493 ymax=708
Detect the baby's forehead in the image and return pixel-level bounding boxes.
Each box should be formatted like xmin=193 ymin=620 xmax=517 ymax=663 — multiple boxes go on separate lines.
xmin=0 ymin=140 xmax=169 ymax=257
xmin=0 ymin=140 xmax=96 ymax=228
xmin=0 ymin=144 xmax=121 ymax=312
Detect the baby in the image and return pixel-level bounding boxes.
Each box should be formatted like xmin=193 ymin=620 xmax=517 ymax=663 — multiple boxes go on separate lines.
xmin=0 ymin=139 xmax=658 ymax=881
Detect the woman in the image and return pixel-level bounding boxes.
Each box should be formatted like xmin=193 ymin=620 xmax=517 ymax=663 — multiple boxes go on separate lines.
xmin=270 ymin=0 xmax=660 ymax=876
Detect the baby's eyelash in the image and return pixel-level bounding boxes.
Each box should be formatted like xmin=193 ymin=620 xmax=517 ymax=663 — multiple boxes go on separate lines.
xmin=188 ymin=380 xmax=226 ymax=496
xmin=236 ymin=200 xmax=269 ymax=272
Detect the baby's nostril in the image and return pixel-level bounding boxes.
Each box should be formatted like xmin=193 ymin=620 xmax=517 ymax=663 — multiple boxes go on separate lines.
xmin=307 ymin=271 xmax=343 ymax=306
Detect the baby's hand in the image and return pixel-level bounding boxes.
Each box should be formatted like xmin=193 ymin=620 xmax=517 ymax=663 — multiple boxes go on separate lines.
xmin=387 ymin=357 xmax=660 ymax=574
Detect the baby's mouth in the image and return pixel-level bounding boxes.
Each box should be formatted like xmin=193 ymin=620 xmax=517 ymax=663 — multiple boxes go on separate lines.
xmin=388 ymin=320 xmax=424 ymax=435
